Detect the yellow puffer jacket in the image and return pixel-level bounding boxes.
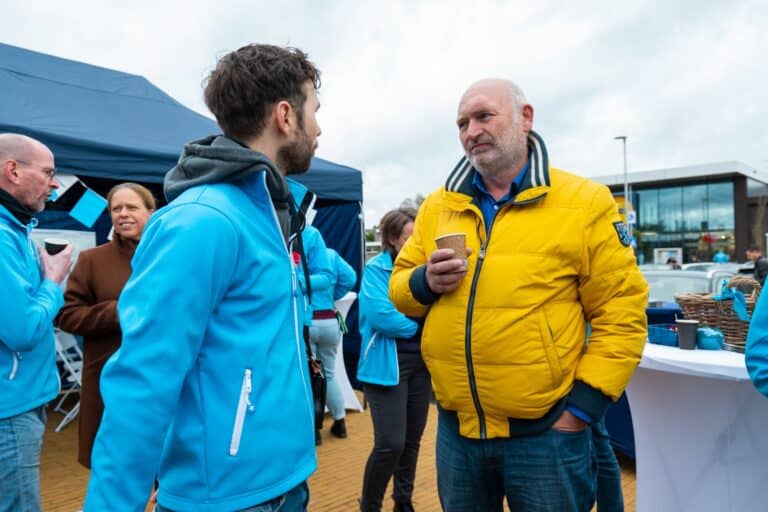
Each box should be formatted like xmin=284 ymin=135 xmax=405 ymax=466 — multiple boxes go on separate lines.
xmin=390 ymin=131 xmax=648 ymax=439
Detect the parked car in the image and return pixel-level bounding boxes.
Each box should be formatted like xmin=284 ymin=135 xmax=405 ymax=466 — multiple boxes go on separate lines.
xmin=681 ymin=262 xmax=749 ymax=273
xmin=642 ymin=268 xmax=735 ymax=303
xmin=639 ymin=263 xmax=677 ymax=271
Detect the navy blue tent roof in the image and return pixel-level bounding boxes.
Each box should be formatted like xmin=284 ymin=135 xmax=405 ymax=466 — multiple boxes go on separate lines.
xmin=0 ymin=42 xmax=362 ymax=202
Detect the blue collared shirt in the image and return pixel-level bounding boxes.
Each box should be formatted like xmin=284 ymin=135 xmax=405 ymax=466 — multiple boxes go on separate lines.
xmin=472 ymin=160 xmax=530 ymax=235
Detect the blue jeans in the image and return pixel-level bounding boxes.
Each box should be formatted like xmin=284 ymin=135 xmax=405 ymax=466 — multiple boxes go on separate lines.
xmin=310 ymin=318 xmax=344 ymax=420
xmin=0 ymin=406 xmax=47 ymax=512
xmin=592 ymin=418 xmax=623 ymax=511
xmin=156 ymin=481 xmax=309 ymax=512
xmin=436 ymin=408 xmax=595 ymax=512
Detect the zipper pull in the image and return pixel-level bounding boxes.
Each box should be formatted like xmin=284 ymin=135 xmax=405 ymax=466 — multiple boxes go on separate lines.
xmin=478 ymin=246 xmax=487 ymax=261
xmin=245 ymin=369 xmax=254 ymax=412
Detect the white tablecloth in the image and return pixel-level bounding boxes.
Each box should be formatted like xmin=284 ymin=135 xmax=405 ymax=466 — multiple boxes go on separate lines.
xmin=628 ymin=343 xmax=768 ymax=511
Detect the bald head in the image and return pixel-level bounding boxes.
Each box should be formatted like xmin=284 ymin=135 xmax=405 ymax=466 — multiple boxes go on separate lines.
xmin=460 ymin=79 xmax=528 ymax=116
xmin=456 ymin=79 xmax=533 ymax=183
xmin=0 ymin=133 xmax=56 ymax=213
xmin=0 ymin=133 xmax=52 ymax=163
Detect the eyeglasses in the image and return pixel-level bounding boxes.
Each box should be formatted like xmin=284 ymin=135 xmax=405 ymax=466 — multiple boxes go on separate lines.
xmin=15 ymin=159 xmax=57 ymax=180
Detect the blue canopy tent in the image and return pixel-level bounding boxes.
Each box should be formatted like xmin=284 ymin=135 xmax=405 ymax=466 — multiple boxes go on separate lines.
xmin=0 ymin=42 xmax=365 ymax=378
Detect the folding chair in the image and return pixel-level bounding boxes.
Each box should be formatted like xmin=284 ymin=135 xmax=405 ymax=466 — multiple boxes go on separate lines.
xmin=53 ymin=329 xmax=83 ymax=432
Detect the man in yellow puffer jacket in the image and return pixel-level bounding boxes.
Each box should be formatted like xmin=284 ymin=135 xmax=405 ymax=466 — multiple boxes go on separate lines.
xmin=389 ymin=79 xmax=648 ymax=511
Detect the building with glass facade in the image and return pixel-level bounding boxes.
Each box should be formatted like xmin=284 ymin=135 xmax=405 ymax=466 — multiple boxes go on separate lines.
xmin=593 ymin=161 xmax=768 ymax=264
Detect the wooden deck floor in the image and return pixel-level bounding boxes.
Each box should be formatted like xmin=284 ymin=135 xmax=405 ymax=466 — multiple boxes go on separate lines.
xmin=41 ymin=395 xmax=636 ymax=511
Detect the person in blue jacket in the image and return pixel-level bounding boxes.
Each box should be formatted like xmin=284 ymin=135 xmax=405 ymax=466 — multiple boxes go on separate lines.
xmin=84 ymin=44 xmax=322 ymax=512
xmin=747 ymin=288 xmax=768 ymax=397
xmin=0 ymin=133 xmax=73 ymax=512
xmin=311 ymin=245 xmax=357 ymax=442
xmin=358 ymin=207 xmax=430 ymax=512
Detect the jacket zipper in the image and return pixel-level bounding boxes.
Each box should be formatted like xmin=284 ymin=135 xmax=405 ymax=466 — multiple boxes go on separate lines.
xmin=9 ymin=352 xmax=20 ymax=380
xmin=261 ymin=173 xmax=314 ymax=420
xmin=229 ymin=368 xmax=252 ymax=456
xmin=362 ymin=333 xmax=378 ymax=361
xmin=464 ymin=214 xmax=490 ymax=439
xmin=462 ymin=190 xmax=540 ymax=438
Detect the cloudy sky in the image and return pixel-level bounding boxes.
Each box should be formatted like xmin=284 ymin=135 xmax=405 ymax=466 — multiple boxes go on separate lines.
xmin=3 ymin=0 xmax=767 ymax=225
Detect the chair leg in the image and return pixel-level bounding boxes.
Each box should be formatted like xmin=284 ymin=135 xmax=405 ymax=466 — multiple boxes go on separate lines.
xmin=54 ymin=388 xmax=72 ymax=413
xmin=55 ymin=401 xmax=80 ymax=433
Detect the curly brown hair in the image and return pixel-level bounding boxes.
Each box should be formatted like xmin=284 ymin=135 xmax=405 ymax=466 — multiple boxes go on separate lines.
xmin=203 ymin=44 xmax=321 ymax=142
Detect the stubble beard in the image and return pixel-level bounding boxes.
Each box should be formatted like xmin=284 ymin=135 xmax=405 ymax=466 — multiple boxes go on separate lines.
xmin=469 ymin=130 xmax=528 ymax=179
xmin=278 ymin=129 xmax=315 ymax=176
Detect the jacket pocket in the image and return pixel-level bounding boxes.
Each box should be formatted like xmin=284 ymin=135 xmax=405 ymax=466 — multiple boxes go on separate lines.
xmin=538 ymin=311 xmax=564 ymax=390
xmin=361 ymin=333 xmax=378 ymax=361
xmin=229 ymin=368 xmax=253 ymax=456
xmin=357 ymin=333 xmax=399 ymax=386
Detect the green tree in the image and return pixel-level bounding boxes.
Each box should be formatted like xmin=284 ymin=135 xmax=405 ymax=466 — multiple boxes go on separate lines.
xmin=400 ymin=193 xmax=425 ymax=210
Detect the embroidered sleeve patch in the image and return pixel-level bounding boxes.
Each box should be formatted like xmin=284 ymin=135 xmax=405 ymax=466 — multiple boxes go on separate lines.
xmin=613 ymin=221 xmax=631 ymax=247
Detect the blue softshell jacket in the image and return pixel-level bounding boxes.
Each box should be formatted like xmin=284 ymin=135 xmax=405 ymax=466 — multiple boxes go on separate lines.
xmin=0 ymin=206 xmax=61 ymax=419
xmin=85 ymin=136 xmax=316 ymax=512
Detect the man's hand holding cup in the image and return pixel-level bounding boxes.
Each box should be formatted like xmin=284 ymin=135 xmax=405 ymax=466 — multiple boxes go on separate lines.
xmin=40 ymin=238 xmax=73 ymax=284
xmin=427 ymin=233 xmax=472 ymax=294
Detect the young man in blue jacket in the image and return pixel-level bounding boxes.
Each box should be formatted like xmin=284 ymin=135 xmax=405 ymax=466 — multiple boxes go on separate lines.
xmin=85 ymin=44 xmax=322 ymax=512
xmin=0 ymin=133 xmax=73 ymax=512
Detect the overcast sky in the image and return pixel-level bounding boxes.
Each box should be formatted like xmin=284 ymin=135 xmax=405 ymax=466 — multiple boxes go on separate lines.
xmin=3 ymin=0 xmax=767 ymax=225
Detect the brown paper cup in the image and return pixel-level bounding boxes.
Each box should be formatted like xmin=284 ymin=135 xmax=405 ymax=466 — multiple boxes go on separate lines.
xmin=435 ymin=233 xmax=467 ymax=259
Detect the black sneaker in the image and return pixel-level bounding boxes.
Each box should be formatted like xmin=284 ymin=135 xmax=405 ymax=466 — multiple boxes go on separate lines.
xmin=393 ymin=502 xmax=414 ymax=512
xmin=330 ymin=418 xmax=347 ymax=438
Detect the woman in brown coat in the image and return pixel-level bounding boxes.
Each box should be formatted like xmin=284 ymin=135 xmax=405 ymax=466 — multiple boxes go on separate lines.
xmin=57 ymin=183 xmax=155 ymax=468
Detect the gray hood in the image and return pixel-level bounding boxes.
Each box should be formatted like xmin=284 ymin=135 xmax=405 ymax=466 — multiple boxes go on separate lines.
xmin=164 ymin=135 xmax=294 ymax=242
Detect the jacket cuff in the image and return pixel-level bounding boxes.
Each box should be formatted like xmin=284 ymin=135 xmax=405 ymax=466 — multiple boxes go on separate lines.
xmin=566 ymin=380 xmax=613 ymax=421
xmin=41 ymin=279 xmax=65 ymax=310
xmin=409 ymin=265 xmax=441 ymax=305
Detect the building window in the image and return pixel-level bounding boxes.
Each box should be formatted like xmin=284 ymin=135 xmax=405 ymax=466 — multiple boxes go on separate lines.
xmin=682 ymin=184 xmax=706 ymax=233
xmin=658 ymin=187 xmax=683 ymax=233
xmin=632 ymin=180 xmax=735 ymax=263
xmin=637 ymin=189 xmax=658 ymax=231
xmin=707 ymin=182 xmax=734 ymax=231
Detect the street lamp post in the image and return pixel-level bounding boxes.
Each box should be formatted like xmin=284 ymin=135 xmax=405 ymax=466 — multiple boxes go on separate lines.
xmin=614 ymin=135 xmax=632 ymax=240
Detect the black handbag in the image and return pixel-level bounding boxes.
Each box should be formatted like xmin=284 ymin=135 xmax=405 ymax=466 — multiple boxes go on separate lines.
xmin=293 ymin=209 xmax=327 ymax=431
xmin=306 ymin=326 xmax=327 ymax=430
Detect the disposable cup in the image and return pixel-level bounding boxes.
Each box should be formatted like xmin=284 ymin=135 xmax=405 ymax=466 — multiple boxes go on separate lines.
xmin=44 ymin=238 xmax=69 ymax=255
xmin=435 ymin=233 xmax=467 ymax=259
xmin=676 ymin=319 xmax=699 ymax=350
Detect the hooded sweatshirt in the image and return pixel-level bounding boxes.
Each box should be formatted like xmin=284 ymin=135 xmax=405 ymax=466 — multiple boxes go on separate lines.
xmin=164 ymin=135 xmax=294 ymax=242
xmin=86 ymin=135 xmax=316 ymax=512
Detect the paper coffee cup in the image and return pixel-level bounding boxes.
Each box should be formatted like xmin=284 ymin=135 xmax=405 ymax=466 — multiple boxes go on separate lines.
xmin=435 ymin=233 xmax=467 ymax=259
xmin=44 ymin=238 xmax=69 ymax=255
xmin=676 ymin=319 xmax=699 ymax=350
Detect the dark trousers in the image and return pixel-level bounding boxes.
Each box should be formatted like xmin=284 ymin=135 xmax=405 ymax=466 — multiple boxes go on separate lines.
xmin=360 ymin=352 xmax=431 ymax=511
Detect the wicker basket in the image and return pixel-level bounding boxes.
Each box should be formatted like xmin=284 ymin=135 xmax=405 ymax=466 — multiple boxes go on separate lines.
xmin=675 ymin=275 xmax=761 ymax=349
